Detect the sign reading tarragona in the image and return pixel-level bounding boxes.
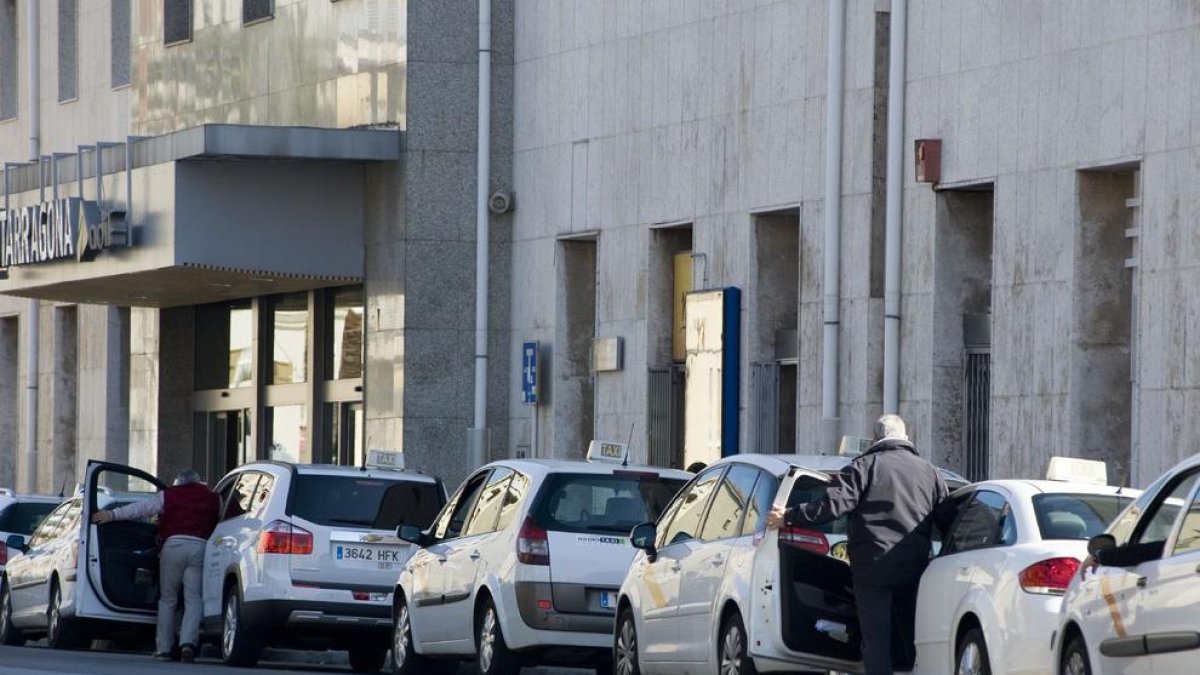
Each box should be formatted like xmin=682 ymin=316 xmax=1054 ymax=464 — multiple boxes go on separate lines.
xmin=0 ymin=198 xmax=126 ymax=268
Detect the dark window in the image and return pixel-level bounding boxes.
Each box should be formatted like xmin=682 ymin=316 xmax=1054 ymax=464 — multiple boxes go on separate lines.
xmin=787 ymin=474 xmax=849 ymax=538
xmin=1032 ymin=493 xmax=1134 ymax=541
xmin=194 ymin=299 xmax=253 ymax=390
xmin=464 ymin=468 xmax=514 ymax=537
xmin=433 ymin=472 xmax=489 ymax=541
xmin=530 ymin=472 xmax=687 ymax=537
xmin=1109 ymin=471 xmax=1173 ymax=546
xmin=741 ymin=473 xmax=779 ymax=537
xmin=0 ymin=502 xmax=59 ymax=536
xmin=659 ymin=467 xmax=724 ymax=546
xmin=243 ymin=0 xmax=274 ymax=24
xmin=700 ymin=464 xmax=760 ymax=542
xmin=164 ymin=0 xmax=192 ymax=45
xmin=0 ymin=0 xmax=15 ymax=120
xmin=58 ymin=0 xmax=77 ymax=102
xmin=943 ymin=490 xmax=1012 ymax=554
xmin=1130 ymin=471 xmax=1200 ymax=548
xmin=291 ymin=475 xmax=444 ymax=531
xmin=111 ymin=0 xmax=130 ymax=87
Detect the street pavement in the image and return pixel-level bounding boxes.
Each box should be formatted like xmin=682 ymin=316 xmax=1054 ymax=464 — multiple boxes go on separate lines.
xmin=0 ymin=645 xmax=594 ymax=675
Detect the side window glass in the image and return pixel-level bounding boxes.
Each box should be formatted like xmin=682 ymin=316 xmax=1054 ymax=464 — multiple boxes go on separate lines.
xmin=701 ymin=465 xmax=759 ymax=542
xmin=741 ymin=472 xmax=779 ymax=537
xmin=464 ymin=468 xmax=515 ymax=537
xmin=1172 ymin=484 xmax=1200 ymax=557
xmin=224 ymin=473 xmax=260 ymax=521
xmin=435 ymin=472 xmax=489 ymax=541
xmin=249 ymin=474 xmax=275 ymax=518
xmin=944 ymin=490 xmax=1009 ymax=554
xmin=496 ymin=472 xmax=530 ymax=532
xmin=60 ymin=499 xmax=83 ymax=536
xmin=30 ymin=504 xmax=68 ymax=548
xmin=661 ymin=466 xmax=724 ymax=547
xmin=1131 ymin=471 xmax=1200 ymax=548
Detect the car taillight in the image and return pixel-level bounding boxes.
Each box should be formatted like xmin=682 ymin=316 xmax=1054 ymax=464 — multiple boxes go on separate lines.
xmin=779 ymin=526 xmax=830 ymax=556
xmin=517 ymin=517 xmax=550 ymax=565
xmin=1019 ymin=557 xmax=1081 ymax=595
xmin=256 ymin=520 xmax=314 ymax=555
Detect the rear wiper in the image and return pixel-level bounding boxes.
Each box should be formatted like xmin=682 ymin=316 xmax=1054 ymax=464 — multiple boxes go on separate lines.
xmin=328 ymin=517 xmax=376 ymax=526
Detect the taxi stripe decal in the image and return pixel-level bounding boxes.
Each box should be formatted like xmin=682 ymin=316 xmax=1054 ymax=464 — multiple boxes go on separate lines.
xmin=1099 ymin=577 xmax=1128 ymax=638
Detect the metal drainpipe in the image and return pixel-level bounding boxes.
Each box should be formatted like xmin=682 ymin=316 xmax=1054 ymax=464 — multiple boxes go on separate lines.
xmin=820 ymin=0 xmax=846 ymax=451
xmin=469 ymin=0 xmax=493 ymax=469
xmin=883 ymin=0 xmax=908 ymax=414
xmin=23 ymin=0 xmax=41 ymax=494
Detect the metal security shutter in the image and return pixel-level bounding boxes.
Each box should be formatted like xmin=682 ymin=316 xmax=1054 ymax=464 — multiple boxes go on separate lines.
xmin=963 ymin=349 xmax=991 ymax=481
xmin=648 ymin=366 xmax=684 ymax=468
xmin=749 ymin=362 xmax=780 ymax=453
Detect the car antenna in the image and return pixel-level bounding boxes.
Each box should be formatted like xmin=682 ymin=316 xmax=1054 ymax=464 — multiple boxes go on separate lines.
xmin=625 ymin=423 xmax=635 ymax=466
xmin=58 ymin=478 xmax=68 ymax=499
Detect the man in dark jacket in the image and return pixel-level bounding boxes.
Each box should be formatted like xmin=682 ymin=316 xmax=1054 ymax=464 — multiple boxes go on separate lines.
xmin=92 ymin=468 xmax=220 ymax=662
xmin=768 ymin=414 xmax=947 ymax=674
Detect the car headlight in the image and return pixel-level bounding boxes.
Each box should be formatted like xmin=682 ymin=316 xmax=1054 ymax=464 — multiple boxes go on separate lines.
xmin=831 ymin=541 xmax=849 ymax=562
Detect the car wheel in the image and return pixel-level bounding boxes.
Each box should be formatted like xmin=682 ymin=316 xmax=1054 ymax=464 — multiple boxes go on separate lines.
xmin=0 ymin=581 xmax=24 ymax=646
xmin=348 ymin=644 xmax=388 ymax=672
xmin=718 ymin=611 xmax=757 ymax=675
xmin=956 ymin=627 xmax=993 ymax=675
xmin=46 ymin=582 xmax=82 ymax=650
xmin=613 ymin=608 xmax=641 ymax=675
xmin=221 ymin=586 xmax=261 ymax=667
xmin=391 ymin=595 xmax=453 ymax=675
xmin=476 ymin=597 xmax=519 ymax=675
xmin=1061 ymin=635 xmax=1092 ymax=675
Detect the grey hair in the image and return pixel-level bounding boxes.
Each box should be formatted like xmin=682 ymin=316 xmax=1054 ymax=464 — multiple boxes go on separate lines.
xmin=174 ymin=468 xmax=203 ymax=486
xmin=873 ymin=414 xmax=909 ymax=442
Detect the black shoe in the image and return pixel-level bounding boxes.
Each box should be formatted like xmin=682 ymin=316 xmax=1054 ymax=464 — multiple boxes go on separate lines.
xmin=152 ymin=652 xmax=175 ymax=662
xmin=180 ymin=644 xmax=196 ymax=663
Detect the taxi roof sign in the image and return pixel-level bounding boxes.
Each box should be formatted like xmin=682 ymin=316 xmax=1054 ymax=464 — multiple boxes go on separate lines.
xmin=1046 ymin=456 xmax=1107 ymax=486
xmin=366 ymin=449 xmax=406 ymax=471
xmin=587 ymin=440 xmax=630 ymax=465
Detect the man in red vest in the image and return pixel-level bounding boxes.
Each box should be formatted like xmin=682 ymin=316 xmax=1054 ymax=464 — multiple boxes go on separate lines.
xmin=92 ymin=468 xmax=220 ymax=662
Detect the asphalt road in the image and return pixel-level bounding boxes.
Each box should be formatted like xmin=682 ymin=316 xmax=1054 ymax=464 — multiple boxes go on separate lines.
xmin=0 ymin=645 xmax=594 ymax=675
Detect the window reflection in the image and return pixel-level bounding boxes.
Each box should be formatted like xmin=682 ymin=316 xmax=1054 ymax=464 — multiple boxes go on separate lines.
xmin=332 ymin=286 xmax=364 ymax=380
xmin=269 ymin=405 xmax=309 ymax=464
xmin=272 ymin=293 xmax=308 ymax=384
xmin=195 ymin=299 xmax=253 ymax=390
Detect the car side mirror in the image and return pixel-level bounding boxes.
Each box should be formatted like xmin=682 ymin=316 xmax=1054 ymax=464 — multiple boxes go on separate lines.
xmin=4 ymin=534 xmax=26 ymax=554
xmin=396 ymin=525 xmax=426 ymax=546
xmin=630 ymin=522 xmax=657 ymax=561
xmin=1087 ymin=534 xmax=1117 ymax=558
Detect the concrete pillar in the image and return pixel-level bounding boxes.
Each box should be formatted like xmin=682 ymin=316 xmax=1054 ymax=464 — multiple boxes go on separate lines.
xmin=156 ymin=307 xmax=195 ymax=483
xmin=76 ymin=305 xmax=130 ymax=477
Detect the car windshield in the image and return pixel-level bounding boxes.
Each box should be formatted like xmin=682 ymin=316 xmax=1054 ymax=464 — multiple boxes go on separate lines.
xmin=1032 ymin=493 xmax=1134 ymax=540
xmin=290 ymin=476 xmax=444 ymax=530
xmin=530 ymin=472 xmax=687 ymax=535
xmin=0 ymin=502 xmax=59 ymax=535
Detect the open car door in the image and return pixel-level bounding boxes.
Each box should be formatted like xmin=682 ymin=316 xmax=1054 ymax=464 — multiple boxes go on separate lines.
xmin=79 ymin=461 xmax=166 ymax=620
xmin=749 ymin=465 xmax=864 ymax=673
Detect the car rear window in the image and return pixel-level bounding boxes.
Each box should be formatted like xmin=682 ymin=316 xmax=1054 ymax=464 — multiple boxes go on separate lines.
xmin=0 ymin=502 xmax=59 ymax=535
xmin=1033 ymin=493 xmax=1134 ymax=541
xmin=530 ymin=472 xmax=687 ymax=535
xmin=290 ymin=476 xmax=444 ymax=530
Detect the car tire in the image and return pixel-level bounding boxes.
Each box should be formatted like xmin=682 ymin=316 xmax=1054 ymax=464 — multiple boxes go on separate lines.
xmin=718 ymin=611 xmax=758 ymax=675
xmin=391 ymin=594 xmax=453 ymax=675
xmin=1061 ymin=635 xmax=1093 ymax=675
xmin=348 ymin=644 xmax=388 ymax=672
xmin=613 ymin=608 xmax=641 ymax=675
xmin=45 ymin=582 xmax=82 ymax=650
xmin=956 ymin=627 xmax=993 ymax=675
xmin=476 ymin=597 xmax=519 ymax=675
xmin=0 ymin=581 xmax=24 ymax=646
xmin=221 ymin=586 xmax=261 ymax=667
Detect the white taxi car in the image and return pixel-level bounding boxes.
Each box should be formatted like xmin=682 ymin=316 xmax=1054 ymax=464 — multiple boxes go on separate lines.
xmin=613 ymin=453 xmax=968 ymax=675
xmin=392 ymin=442 xmax=690 ymax=675
xmin=1 ymin=461 xmax=166 ymax=649
xmin=0 ymin=490 xmax=61 ymax=573
xmin=204 ymin=457 xmax=445 ymax=670
xmin=1053 ymin=453 xmax=1200 ymax=675
xmin=913 ymin=472 xmax=1137 ymax=675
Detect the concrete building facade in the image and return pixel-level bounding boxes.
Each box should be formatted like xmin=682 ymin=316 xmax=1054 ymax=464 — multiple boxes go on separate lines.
xmin=1 ymin=0 xmax=1196 ymax=494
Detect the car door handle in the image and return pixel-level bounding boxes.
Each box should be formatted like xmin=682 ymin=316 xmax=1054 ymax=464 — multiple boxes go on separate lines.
xmin=218 ymin=537 xmax=236 ymax=548
xmin=671 ymin=562 xmax=682 ymax=572
xmin=710 ymin=557 xmax=726 ymax=567
xmin=1137 ymin=576 xmax=1147 ymax=589
xmin=436 ymin=555 xmax=447 ymax=564
xmin=469 ymin=551 xmax=482 ymax=561
xmin=1195 ymin=563 xmax=1200 ymax=575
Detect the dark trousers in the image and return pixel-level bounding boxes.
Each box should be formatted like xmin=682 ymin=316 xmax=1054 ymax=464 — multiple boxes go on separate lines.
xmin=855 ymin=582 xmax=919 ymax=674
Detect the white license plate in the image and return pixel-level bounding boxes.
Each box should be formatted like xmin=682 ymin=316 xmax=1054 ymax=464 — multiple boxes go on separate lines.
xmin=599 ymin=591 xmax=616 ymax=609
xmin=334 ymin=545 xmax=405 ymax=569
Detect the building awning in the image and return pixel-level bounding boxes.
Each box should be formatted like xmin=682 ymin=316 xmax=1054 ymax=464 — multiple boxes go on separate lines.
xmin=0 ymin=124 xmax=398 ymax=307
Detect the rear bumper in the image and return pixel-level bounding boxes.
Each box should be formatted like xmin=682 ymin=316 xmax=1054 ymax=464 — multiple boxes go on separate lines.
xmin=215 ymin=599 xmax=391 ymax=643
xmin=515 ymin=581 xmax=616 ymax=635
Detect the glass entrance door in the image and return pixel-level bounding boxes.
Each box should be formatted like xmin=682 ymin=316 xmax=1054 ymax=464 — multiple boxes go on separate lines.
xmin=327 ymin=402 xmax=364 ymax=467
xmin=205 ymin=409 xmax=252 ymax=481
